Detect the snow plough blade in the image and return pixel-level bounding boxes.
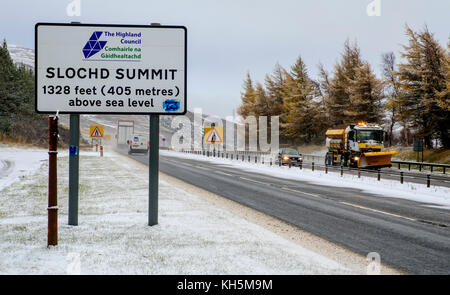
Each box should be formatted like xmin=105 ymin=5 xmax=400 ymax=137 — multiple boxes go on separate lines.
xmin=359 ymin=151 xmax=398 ymax=168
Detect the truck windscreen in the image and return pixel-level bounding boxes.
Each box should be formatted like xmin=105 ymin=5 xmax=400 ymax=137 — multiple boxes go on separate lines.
xmin=356 ymin=130 xmax=383 ymax=142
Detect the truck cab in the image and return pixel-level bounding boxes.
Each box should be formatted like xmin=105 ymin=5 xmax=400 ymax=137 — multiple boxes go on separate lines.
xmin=127 ymin=134 xmax=149 ymax=155
xmin=325 ymin=122 xmax=397 ymax=168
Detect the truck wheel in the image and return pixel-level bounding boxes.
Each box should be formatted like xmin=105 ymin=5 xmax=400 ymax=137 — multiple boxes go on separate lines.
xmin=325 ymin=152 xmax=334 ymax=166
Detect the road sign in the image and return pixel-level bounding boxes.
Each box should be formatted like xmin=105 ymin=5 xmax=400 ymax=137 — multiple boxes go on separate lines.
xmin=413 ymin=140 xmax=423 ymax=152
xmin=90 ymin=125 xmax=104 ymax=138
xmin=35 ymin=23 xmax=187 ymax=114
xmin=204 ymin=126 xmax=224 ymax=144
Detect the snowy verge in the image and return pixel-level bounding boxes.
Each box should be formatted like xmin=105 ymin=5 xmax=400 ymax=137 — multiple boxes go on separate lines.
xmin=0 ymin=147 xmax=353 ymax=274
xmin=161 ymin=150 xmax=450 ymax=210
xmin=0 ymin=146 xmax=47 ymax=191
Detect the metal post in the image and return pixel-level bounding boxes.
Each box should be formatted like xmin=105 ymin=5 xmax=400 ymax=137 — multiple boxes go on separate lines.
xmin=325 ymin=165 xmax=328 ymax=174
xmin=427 ymin=174 xmax=430 ymax=188
xmin=400 ymin=171 xmax=404 ymax=184
xmin=311 ymin=162 xmax=314 ymax=171
xmin=358 ymin=168 xmax=360 ymax=178
xmin=48 ymin=116 xmax=58 ymax=247
xmin=68 ymin=15 xmax=81 ymax=228
xmin=149 ymin=115 xmax=159 ymax=226
xmin=377 ymin=169 xmax=381 ymax=181
xmin=68 ymin=114 xmax=80 ymax=226
xmin=340 ymin=165 xmax=343 ymax=177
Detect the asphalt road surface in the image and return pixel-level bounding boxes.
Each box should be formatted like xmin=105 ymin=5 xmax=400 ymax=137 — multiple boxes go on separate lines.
xmin=118 ymin=147 xmax=450 ymax=274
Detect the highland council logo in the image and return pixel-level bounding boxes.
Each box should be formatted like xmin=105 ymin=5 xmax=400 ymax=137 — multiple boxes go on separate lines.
xmin=82 ymin=31 xmax=107 ymax=59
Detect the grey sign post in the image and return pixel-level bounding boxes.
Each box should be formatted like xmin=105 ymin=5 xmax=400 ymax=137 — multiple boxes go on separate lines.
xmin=68 ymin=22 xmax=81 ymax=226
xmin=149 ymin=115 xmax=159 ymax=226
xmin=148 ymin=23 xmax=161 ymax=226
xmin=68 ymin=114 xmax=80 ymax=225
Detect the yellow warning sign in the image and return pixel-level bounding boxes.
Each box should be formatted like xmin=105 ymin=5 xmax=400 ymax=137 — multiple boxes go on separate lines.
xmin=204 ymin=126 xmax=224 ymax=144
xmin=90 ymin=125 xmax=104 ymax=138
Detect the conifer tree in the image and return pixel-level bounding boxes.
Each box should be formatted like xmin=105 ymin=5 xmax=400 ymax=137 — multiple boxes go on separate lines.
xmin=324 ymin=40 xmax=364 ymax=126
xmin=264 ymin=63 xmax=286 ymax=117
xmin=397 ymin=26 xmax=449 ymax=148
xmin=347 ymin=62 xmax=383 ymax=123
xmin=283 ymin=56 xmax=321 ymax=143
xmin=0 ymin=39 xmax=18 ymax=133
xmin=237 ymin=72 xmax=257 ymax=118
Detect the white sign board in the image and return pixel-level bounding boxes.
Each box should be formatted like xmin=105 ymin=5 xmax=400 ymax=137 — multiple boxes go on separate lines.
xmin=35 ymin=23 xmax=187 ymax=114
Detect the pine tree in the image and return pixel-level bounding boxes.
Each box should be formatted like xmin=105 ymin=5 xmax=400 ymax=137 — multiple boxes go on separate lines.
xmin=0 ymin=39 xmax=18 ymax=133
xmin=347 ymin=63 xmax=383 ymax=123
xmin=397 ymin=26 xmax=449 ymax=148
xmin=264 ymin=63 xmax=286 ymax=117
xmin=253 ymin=82 xmax=271 ymax=117
xmin=0 ymin=39 xmax=38 ymax=135
xmin=324 ymin=40 xmax=364 ymax=126
xmin=237 ymin=72 xmax=257 ymax=118
xmin=283 ymin=56 xmax=321 ymax=143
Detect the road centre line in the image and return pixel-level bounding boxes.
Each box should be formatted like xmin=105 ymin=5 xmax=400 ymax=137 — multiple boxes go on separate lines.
xmin=281 ymin=187 xmax=321 ymax=198
xmin=239 ymin=176 xmax=271 ymax=186
xmin=339 ymin=201 xmax=417 ymax=222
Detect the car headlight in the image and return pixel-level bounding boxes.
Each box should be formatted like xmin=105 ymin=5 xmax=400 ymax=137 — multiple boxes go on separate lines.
xmin=354 ymin=156 xmax=360 ymax=161
xmin=282 ymin=156 xmax=289 ymax=160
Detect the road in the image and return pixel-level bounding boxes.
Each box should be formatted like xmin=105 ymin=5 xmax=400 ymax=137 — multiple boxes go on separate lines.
xmin=117 ymin=147 xmax=450 ymax=274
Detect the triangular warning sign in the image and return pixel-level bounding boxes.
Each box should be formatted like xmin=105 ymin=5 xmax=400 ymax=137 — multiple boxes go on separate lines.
xmin=91 ymin=127 xmax=103 ymax=138
xmin=206 ymin=128 xmax=222 ymax=143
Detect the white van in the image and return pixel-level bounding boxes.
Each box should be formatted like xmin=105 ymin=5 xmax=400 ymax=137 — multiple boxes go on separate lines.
xmin=127 ymin=134 xmax=149 ymax=154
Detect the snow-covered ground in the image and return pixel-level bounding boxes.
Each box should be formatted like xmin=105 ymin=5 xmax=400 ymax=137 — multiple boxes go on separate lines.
xmin=0 ymin=146 xmax=47 ymax=191
xmin=7 ymin=44 xmax=34 ymax=69
xmin=0 ymin=146 xmax=357 ymax=274
xmin=162 ymin=150 xmax=450 ymax=210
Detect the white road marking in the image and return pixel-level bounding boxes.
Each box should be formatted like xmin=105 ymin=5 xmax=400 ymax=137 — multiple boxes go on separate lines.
xmin=281 ymin=187 xmax=321 ymax=198
xmin=339 ymin=201 xmax=416 ymax=222
xmin=216 ymin=171 xmax=234 ymax=177
xmin=239 ymin=176 xmax=270 ymax=186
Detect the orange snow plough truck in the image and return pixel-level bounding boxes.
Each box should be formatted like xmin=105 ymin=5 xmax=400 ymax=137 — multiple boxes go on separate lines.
xmin=324 ymin=122 xmax=397 ymax=169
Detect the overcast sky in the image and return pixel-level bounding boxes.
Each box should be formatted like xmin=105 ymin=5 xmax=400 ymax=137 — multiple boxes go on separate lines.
xmin=1 ymin=0 xmax=449 ymax=118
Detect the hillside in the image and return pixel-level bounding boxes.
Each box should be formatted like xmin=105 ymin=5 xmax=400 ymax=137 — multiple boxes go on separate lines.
xmin=0 ymin=41 xmax=70 ymax=148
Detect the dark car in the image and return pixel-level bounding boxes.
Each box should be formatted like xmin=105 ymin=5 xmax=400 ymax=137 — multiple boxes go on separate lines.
xmin=276 ymin=148 xmax=303 ymax=166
